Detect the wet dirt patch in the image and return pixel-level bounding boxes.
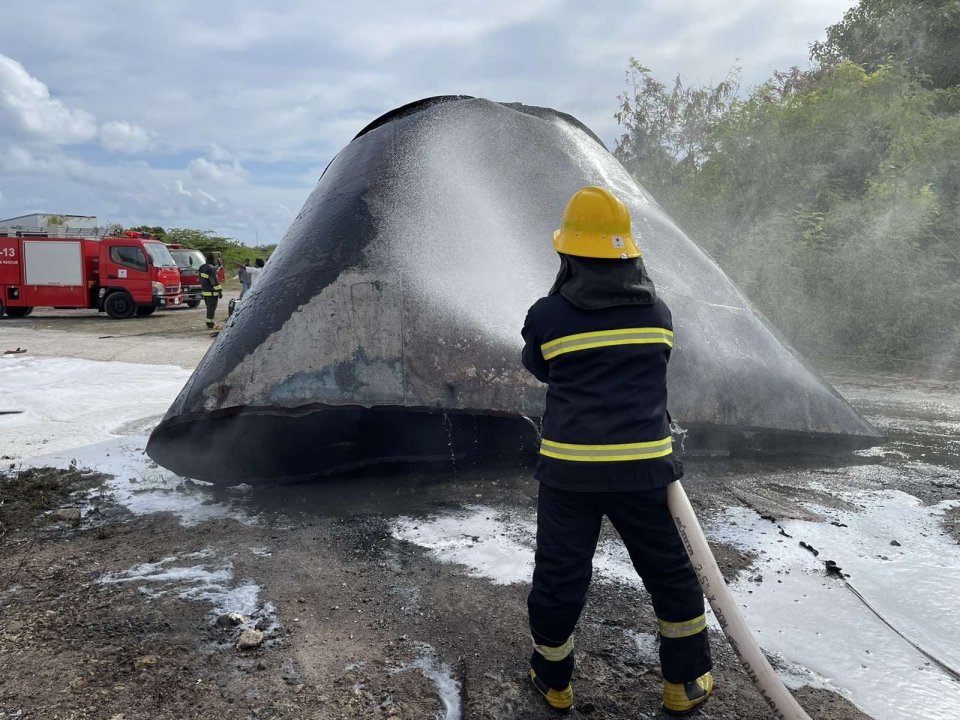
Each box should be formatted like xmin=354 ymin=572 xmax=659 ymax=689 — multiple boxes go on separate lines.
xmin=0 ymin=465 xmax=107 ymax=535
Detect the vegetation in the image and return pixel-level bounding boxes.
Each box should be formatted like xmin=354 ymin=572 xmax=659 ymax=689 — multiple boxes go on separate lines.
xmin=614 ymin=0 xmax=960 ymax=371
xmin=811 ymin=0 xmax=960 ymax=92
xmin=128 ymin=226 xmax=274 ymax=272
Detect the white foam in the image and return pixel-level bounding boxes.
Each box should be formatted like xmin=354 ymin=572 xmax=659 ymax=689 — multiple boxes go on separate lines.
xmin=408 ymin=642 xmax=462 ymax=720
xmin=392 ymin=503 xmax=678 ymax=589
xmin=707 ymin=491 xmax=960 ymax=720
xmin=0 ymin=356 xmax=190 ymax=460
xmin=1 ymin=356 xmax=249 ymax=526
xmin=628 ymin=630 xmax=659 ymax=663
xmin=98 ymin=550 xmax=269 ymax=626
xmin=392 ymin=505 xmax=535 ymax=585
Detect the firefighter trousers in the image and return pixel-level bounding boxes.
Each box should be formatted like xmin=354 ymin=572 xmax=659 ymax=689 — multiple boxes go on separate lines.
xmin=203 ymin=296 xmax=219 ymax=326
xmin=527 ymin=482 xmax=711 ymax=689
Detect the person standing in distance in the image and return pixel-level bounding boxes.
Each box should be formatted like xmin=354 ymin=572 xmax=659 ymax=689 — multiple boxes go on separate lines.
xmin=238 ymin=258 xmax=252 ymax=298
xmin=247 ymin=257 xmax=265 ymax=289
xmin=198 ymin=253 xmax=223 ymax=330
xmin=521 ymin=186 xmax=712 ymax=716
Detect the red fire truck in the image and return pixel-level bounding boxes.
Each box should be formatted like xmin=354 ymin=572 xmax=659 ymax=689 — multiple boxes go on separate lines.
xmin=0 ymin=230 xmax=182 ymax=319
xmin=167 ymin=244 xmax=225 ymax=308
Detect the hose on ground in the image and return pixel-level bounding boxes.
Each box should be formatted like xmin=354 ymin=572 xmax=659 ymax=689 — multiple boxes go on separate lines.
xmin=667 ymin=480 xmax=814 ymax=720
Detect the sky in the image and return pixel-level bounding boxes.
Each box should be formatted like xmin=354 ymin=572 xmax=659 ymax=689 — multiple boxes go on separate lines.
xmin=0 ymin=1 xmax=855 ymax=246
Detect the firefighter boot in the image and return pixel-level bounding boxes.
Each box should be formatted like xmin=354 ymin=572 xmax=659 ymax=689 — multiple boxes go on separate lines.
xmin=662 ymin=671 xmax=713 ymax=716
xmin=529 ymin=669 xmax=573 ymax=711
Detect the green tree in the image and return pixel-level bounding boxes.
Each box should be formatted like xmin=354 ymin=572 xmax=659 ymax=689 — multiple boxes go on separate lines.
xmin=811 ymin=0 xmax=960 ymax=90
xmin=154 ymin=227 xmax=271 ymax=272
xmin=614 ymin=58 xmax=739 ymax=200
xmin=163 ymin=228 xmax=236 ymax=253
xmin=614 ymin=60 xmax=960 ymax=370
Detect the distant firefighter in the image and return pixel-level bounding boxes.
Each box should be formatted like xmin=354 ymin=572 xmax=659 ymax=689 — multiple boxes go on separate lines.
xmin=198 ymin=254 xmax=223 ymax=330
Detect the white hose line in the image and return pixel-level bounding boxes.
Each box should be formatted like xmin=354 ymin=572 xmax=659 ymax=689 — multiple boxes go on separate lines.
xmin=667 ymin=481 xmax=813 ymax=720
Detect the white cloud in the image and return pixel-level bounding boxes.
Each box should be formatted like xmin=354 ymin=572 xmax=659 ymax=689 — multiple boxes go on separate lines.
xmin=99 ymin=120 xmax=150 ymax=154
xmin=0 ymin=53 xmax=97 ymax=144
xmin=338 ymin=0 xmax=559 ymax=58
xmin=188 ymin=156 xmax=248 ymax=186
xmin=1 ymin=52 xmax=153 ymax=157
xmin=3 ymin=144 xmax=91 ymax=179
xmin=208 ymin=143 xmax=232 ymax=162
xmin=0 ymin=0 xmax=858 ymax=244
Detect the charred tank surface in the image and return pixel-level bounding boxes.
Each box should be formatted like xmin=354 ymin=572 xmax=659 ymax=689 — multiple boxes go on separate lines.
xmin=147 ymin=96 xmax=880 ymax=484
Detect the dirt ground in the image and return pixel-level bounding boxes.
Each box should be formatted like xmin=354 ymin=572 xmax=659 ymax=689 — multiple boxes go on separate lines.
xmin=0 ymin=465 xmax=873 ymax=720
xmin=3 ymin=317 xmax=956 ymax=719
xmin=0 ymin=290 xmax=238 ymax=368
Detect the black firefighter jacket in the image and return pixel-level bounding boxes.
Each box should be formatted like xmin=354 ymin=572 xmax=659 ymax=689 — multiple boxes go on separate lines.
xmin=521 ymin=294 xmax=683 ymax=492
xmin=198 ymin=263 xmax=223 ymax=297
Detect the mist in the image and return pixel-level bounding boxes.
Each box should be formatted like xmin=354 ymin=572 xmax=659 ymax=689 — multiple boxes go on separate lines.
xmin=614 ymin=0 xmax=960 ymax=378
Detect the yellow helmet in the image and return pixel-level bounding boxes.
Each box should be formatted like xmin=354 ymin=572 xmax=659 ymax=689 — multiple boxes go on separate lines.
xmin=552 ymin=186 xmax=641 ymax=259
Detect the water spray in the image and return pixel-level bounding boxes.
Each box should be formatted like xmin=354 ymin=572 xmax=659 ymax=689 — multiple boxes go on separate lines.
xmin=667 ymin=480 xmax=814 ymax=720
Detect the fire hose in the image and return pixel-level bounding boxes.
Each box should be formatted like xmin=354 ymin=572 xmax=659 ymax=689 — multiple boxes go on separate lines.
xmin=667 ymin=481 xmax=814 ymax=720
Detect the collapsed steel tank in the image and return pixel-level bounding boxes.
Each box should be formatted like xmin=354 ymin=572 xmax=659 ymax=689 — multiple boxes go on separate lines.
xmin=147 ymin=96 xmax=879 ymax=484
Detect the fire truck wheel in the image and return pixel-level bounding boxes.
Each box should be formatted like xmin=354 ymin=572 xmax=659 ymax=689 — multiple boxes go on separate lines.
xmin=186 ymin=299 xmax=201 ymax=308
xmin=136 ymin=306 xmax=156 ymax=317
xmin=4 ymin=307 xmax=34 ymax=318
xmin=104 ymin=292 xmax=137 ymax=319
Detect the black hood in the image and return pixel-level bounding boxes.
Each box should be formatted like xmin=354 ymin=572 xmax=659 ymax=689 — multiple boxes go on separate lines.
xmin=548 ymin=254 xmax=657 ymax=309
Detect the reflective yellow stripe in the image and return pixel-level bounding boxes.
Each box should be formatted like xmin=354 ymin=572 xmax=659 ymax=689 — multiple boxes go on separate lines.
xmin=541 ymin=327 xmax=673 ymax=360
xmin=658 ymin=614 xmax=706 ymax=639
xmin=533 ymin=635 xmax=573 ymax=662
xmin=213 ymin=284 xmax=222 ymax=291
xmin=199 ymin=272 xmax=210 ymax=279
xmin=539 ymin=436 xmax=672 ymax=462
xmin=201 ymin=291 xmax=214 ymax=296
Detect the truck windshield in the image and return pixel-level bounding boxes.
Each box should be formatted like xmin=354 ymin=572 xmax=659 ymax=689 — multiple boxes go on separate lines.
xmin=171 ymin=249 xmax=207 ymax=269
xmin=144 ymin=242 xmax=178 ymax=267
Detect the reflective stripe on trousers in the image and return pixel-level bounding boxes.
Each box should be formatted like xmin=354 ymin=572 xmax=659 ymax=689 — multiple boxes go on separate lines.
xmin=658 ymin=614 xmax=707 ymax=639
xmin=533 ymin=634 xmax=573 ymax=662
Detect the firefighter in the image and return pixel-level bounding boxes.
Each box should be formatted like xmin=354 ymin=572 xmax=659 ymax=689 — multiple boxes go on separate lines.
xmin=198 ymin=253 xmax=223 ymax=330
xmin=521 ymin=186 xmax=712 ymax=716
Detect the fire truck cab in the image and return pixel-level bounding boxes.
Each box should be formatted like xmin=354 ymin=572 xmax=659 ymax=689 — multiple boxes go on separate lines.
xmin=0 ymin=229 xmax=182 ymax=319
xmin=167 ymin=244 xmax=225 ymax=308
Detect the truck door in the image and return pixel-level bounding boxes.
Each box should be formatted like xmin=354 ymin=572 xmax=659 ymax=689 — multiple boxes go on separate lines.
xmin=19 ymin=239 xmax=86 ymax=309
xmin=101 ymin=241 xmax=152 ymax=304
